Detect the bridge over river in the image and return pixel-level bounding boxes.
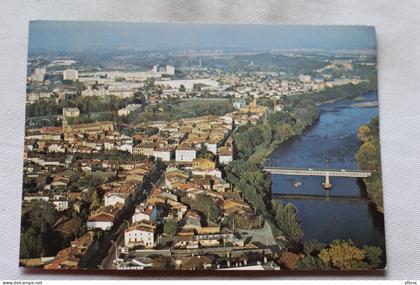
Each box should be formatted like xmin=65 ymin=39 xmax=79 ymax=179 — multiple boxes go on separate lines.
xmin=263 ymin=167 xmax=371 ymax=189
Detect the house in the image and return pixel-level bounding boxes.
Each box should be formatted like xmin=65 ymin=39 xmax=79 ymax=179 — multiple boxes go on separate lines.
xmin=124 ymin=222 xmax=156 ymax=248
xmin=23 ymin=193 xmax=69 ymax=212
xmin=175 ymin=145 xmax=196 ymax=162
xmin=50 ymin=175 xmax=70 ymax=187
xmin=212 ymin=177 xmax=231 ymax=192
xmin=192 ymin=168 xmax=222 ymax=179
xmin=165 ymin=170 xmax=189 ymax=189
xmin=153 ymin=147 xmax=172 ymax=162
xmin=45 ymin=232 xmax=96 ymax=269
xmin=218 ymin=146 xmax=233 ymax=165
xmin=118 ymin=142 xmax=133 ymax=154
xmin=205 ymin=141 xmax=218 ymax=155
xmin=115 ymin=257 xmax=154 ymax=270
xmin=87 ymin=205 xmax=121 ymax=231
xmin=177 ymin=255 xmax=215 ymax=270
xmin=178 ymin=211 xmax=202 ymax=231
xmin=124 ymin=164 xmax=153 ymax=182
xmin=174 ymin=232 xmax=243 ymax=249
xmin=192 ymin=158 xmax=215 ymax=170
xmin=64 ymin=121 xmax=114 ymax=136
xmin=132 ymin=204 xmax=158 ymax=223
xmin=133 ymin=142 xmax=155 ymax=157
xmin=51 ymin=197 xmax=69 ymax=212
xmin=23 ymin=192 xmax=50 ymax=203
xmin=47 ymin=143 xmax=66 ymax=153
xmin=193 ymin=176 xmax=212 ymax=190
xmin=104 ymin=192 xmax=129 ymax=207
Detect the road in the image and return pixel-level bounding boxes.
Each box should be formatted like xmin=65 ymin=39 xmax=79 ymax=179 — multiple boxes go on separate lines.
xmin=99 ymin=170 xmax=165 ymax=269
xmin=99 ymin=223 xmax=126 ymax=269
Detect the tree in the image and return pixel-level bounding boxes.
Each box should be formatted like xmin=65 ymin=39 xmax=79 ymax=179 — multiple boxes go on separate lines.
xmin=279 ymin=252 xmax=301 ymax=269
xmin=272 ymin=201 xmax=303 ymax=245
xmin=163 ymin=218 xmax=177 ymax=236
xmin=355 ymin=116 xmax=383 ymax=212
xmin=197 ymin=145 xmax=215 ymax=161
xmin=296 ymin=255 xmax=324 ymax=270
xmin=363 ymin=245 xmax=383 ymax=269
xmin=152 ymin=256 xmax=174 ymax=269
xmin=357 ymin=125 xmax=371 ymax=143
xmin=89 ymin=191 xmax=100 ymax=211
xmin=318 ymin=240 xmax=366 ymax=270
xmin=303 ymin=239 xmax=326 ymax=256
xmin=20 ymin=232 xmax=43 ymax=259
xmin=355 ymin=141 xmax=378 ymax=171
xmin=20 ymin=201 xmax=62 ymax=259
xmin=182 ymin=194 xmax=221 ymax=223
xmin=274 ymin=123 xmax=295 ymax=142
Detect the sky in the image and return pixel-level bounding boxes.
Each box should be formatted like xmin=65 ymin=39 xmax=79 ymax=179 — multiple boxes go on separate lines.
xmin=28 ymin=21 xmax=376 ymax=53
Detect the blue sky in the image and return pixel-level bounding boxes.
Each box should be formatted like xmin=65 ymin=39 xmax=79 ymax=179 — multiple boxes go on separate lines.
xmin=28 ymin=21 xmax=376 ymax=52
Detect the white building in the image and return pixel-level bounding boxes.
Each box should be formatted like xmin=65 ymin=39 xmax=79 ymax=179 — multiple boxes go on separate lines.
xmin=154 ymin=79 xmax=219 ymax=91
xmin=165 ymin=65 xmax=175 ymax=75
xmin=219 ymin=154 xmax=233 ymax=165
xmin=176 ymin=147 xmax=197 ymax=162
xmin=52 ymin=199 xmax=69 ymax=212
xmin=153 ymin=148 xmax=172 ymax=162
xmin=233 ymin=100 xmax=246 ymax=110
xmin=124 ymin=224 xmax=155 ymax=248
xmin=205 ymin=142 xmax=218 ymax=155
xmin=191 ymin=168 xmax=222 ymax=178
xmin=223 ymin=115 xmax=234 ymax=127
xmin=87 ymin=213 xmax=114 ymax=231
xmin=118 ymin=143 xmax=133 ymax=154
xmin=132 ymin=205 xmax=158 ymax=223
xmin=63 ymin=69 xmax=79 ymax=81
xmin=152 ymin=64 xmax=175 ymax=75
xmin=298 ymin=74 xmax=311 ymax=83
xmin=63 ymin=107 xmax=80 ymax=118
xmin=30 ymin=67 xmax=46 ymax=82
xmin=117 ymin=104 xmax=142 ymax=116
xmin=48 ymin=144 xmax=66 ymax=153
xmin=104 ymin=192 xmax=127 ymax=207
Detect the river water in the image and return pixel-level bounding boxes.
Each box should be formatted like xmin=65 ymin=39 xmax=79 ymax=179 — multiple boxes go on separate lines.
xmin=269 ymin=92 xmax=386 ymax=254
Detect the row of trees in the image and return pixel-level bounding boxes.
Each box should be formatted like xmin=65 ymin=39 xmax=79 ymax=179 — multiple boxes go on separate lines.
xmin=136 ymin=99 xmax=234 ymax=122
xmin=26 ymin=95 xmax=137 ymax=118
xmin=355 ymin=116 xmax=383 ymax=212
xmin=279 ymin=239 xmax=383 ymax=270
xmin=225 ymin=104 xmax=319 ymax=247
xmin=287 ymin=81 xmax=377 ymax=106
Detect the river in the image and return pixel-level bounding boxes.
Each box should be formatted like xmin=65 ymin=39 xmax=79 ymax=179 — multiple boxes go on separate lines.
xmin=269 ymin=91 xmax=386 ymax=255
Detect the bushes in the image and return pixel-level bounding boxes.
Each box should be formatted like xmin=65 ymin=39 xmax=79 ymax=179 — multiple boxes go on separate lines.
xmin=289 ymin=239 xmax=383 ymax=270
xmin=355 ymin=116 xmax=383 ymax=212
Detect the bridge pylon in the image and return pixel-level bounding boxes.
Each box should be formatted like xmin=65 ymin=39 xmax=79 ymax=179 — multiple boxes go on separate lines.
xmin=322 ymin=172 xmax=332 ymax=190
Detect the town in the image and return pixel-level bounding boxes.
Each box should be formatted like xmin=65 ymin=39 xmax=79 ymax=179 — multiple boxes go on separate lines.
xmin=20 ymin=49 xmax=379 ymax=270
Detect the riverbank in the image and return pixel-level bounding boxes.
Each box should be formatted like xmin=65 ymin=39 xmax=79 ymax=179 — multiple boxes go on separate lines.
xmin=255 ymin=89 xmax=378 ymax=167
xmin=355 ymin=116 xmax=384 ymax=214
xmin=225 ymin=84 xmax=379 ymax=247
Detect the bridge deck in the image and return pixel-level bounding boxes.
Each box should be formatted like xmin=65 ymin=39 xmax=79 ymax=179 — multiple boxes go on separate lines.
xmin=263 ymin=167 xmax=371 ymax=178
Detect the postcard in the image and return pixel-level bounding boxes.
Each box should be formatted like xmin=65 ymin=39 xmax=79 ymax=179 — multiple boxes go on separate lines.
xmin=20 ymin=21 xmax=385 ymax=271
